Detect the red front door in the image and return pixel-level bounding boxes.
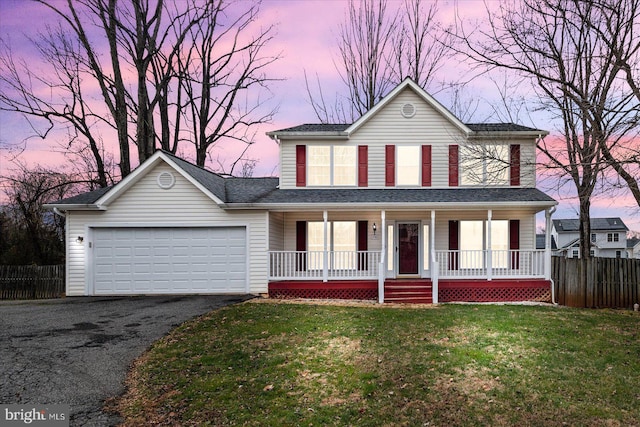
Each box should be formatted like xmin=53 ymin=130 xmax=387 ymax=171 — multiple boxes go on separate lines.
xmin=398 ymin=223 xmax=419 ymax=275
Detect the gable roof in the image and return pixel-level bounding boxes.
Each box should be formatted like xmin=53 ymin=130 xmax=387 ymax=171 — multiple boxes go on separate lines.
xmin=552 ymin=218 xmax=629 ymax=233
xmin=627 ymin=237 xmax=640 ymax=249
xmin=346 ymin=77 xmax=470 ymax=135
xmin=267 ymin=78 xmax=548 ymax=140
xmin=46 ymin=150 xmax=279 ymax=209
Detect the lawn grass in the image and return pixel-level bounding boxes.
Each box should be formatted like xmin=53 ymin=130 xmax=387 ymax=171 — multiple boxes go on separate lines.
xmin=115 ymin=301 xmax=640 ymax=426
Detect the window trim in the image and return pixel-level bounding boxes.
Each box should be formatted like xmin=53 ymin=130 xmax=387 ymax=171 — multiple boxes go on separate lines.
xmin=396 ymin=145 xmax=421 ymax=186
xmin=307 ymin=145 xmax=357 ymax=187
xmin=460 ymin=143 xmax=510 ymax=186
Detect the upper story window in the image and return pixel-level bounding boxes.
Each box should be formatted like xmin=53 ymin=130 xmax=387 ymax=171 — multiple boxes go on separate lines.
xmin=591 ymin=233 xmax=596 ymax=243
xmin=397 ymin=146 xmax=420 ymax=185
xmin=607 ymin=233 xmax=619 ymax=242
xmin=460 ymin=144 xmax=509 ymax=186
xmin=307 ymin=146 xmax=356 ymax=186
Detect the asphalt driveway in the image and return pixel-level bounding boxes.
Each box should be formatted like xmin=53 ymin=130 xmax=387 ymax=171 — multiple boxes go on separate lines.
xmin=0 ymin=295 xmax=252 ymax=426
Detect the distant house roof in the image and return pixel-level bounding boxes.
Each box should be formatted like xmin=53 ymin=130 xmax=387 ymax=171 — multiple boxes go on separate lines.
xmin=536 ymin=234 xmax=557 ymax=250
xmin=628 ymin=238 xmax=640 ymax=249
xmin=552 ymin=218 xmax=629 ymax=233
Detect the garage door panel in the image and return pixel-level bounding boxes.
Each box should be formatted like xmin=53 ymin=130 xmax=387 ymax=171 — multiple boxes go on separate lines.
xmin=92 ymin=227 xmax=246 ymax=295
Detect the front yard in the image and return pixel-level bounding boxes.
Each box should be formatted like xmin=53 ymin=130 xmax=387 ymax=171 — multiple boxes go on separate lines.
xmin=115 ymin=301 xmax=640 ymax=426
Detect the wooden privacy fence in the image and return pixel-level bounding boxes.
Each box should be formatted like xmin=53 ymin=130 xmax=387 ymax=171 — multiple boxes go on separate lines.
xmin=0 ymin=265 xmax=65 ymax=300
xmin=552 ymin=257 xmax=640 ymax=308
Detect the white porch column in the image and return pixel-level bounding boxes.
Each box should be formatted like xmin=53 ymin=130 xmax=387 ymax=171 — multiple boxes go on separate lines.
xmin=378 ymin=210 xmax=386 ymax=303
xmin=487 ymin=209 xmax=493 ymax=281
xmin=323 ymin=210 xmax=328 ymax=282
xmin=431 ymin=210 xmax=438 ymax=303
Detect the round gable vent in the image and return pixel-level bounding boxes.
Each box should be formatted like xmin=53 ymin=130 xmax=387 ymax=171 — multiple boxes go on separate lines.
xmin=157 ymin=171 xmax=175 ymax=189
xmin=401 ymin=102 xmax=416 ymax=118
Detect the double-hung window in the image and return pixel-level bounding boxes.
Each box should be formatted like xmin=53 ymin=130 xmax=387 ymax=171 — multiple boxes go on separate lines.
xmin=307 ymin=146 xmax=356 ymax=186
xmin=460 ymin=144 xmax=509 ymax=186
xmin=307 ymin=221 xmax=356 ymax=269
xmin=459 ymin=220 xmax=509 ymax=268
xmin=396 ymin=146 xmax=420 ymax=185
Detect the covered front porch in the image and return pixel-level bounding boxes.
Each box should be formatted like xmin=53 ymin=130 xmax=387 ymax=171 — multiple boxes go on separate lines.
xmin=267 ymin=207 xmax=555 ymax=303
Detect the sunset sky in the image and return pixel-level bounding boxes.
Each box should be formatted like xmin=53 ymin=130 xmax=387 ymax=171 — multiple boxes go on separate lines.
xmin=0 ymin=0 xmax=638 ymax=232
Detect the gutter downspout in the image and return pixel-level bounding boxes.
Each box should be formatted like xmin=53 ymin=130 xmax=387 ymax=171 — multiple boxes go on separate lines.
xmin=545 ymin=206 xmax=557 ymax=305
xmin=52 ymin=207 xmax=66 ymax=218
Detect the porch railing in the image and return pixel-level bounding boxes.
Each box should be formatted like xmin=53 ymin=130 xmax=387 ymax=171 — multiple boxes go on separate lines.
xmin=269 ymin=251 xmax=381 ymax=281
xmin=435 ymin=249 xmax=545 ymax=278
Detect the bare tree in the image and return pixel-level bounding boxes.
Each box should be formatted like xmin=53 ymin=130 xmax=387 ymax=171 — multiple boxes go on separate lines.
xmin=0 ymin=164 xmax=85 ymax=264
xmin=306 ymin=0 xmax=398 ymax=123
xmin=391 ymin=0 xmax=449 ymax=89
xmin=452 ymin=0 xmax=640 ymax=264
xmin=1 ymin=0 xmax=279 ymax=181
xmin=306 ymin=0 xmax=451 ymax=124
xmin=179 ymin=0 xmax=279 ymax=168
xmin=0 ymin=31 xmax=112 ymax=187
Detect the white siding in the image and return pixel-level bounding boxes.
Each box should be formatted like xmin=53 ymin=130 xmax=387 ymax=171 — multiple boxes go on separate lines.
xmin=433 ymin=210 xmax=537 ymax=251
xmin=279 ymin=88 xmax=539 ymax=190
xmin=269 ymin=212 xmax=285 ymax=251
xmin=281 ymin=211 xmax=384 ymax=252
xmin=66 ymin=163 xmax=268 ymax=296
xmin=279 ymin=88 xmax=466 ymax=189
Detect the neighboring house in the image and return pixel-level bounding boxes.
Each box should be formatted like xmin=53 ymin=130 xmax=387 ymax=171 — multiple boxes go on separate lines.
xmin=536 ymin=234 xmax=557 ymax=251
xmin=627 ymin=238 xmax=640 ymax=259
xmin=551 ymin=217 xmax=629 ymax=258
xmin=46 ymin=78 xmax=557 ymax=303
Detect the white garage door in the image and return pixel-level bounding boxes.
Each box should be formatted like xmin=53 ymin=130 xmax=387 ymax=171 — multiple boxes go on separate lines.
xmin=92 ymin=227 xmax=246 ymax=295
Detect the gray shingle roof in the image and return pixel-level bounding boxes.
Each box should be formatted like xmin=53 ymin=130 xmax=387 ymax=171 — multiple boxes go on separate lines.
xmin=51 ymin=152 xmax=555 ymax=208
xmin=269 ymin=122 xmax=544 ymax=134
xmin=552 ymin=218 xmax=629 ymax=232
xmin=536 ymin=234 xmax=557 ymax=250
xmin=53 ymin=186 xmax=113 ymax=205
xmin=224 ymin=177 xmax=280 ymax=203
xmin=247 ymin=187 xmax=555 ymax=205
xmin=272 ymin=124 xmax=350 ymax=133
xmin=465 ymin=123 xmax=544 ymax=132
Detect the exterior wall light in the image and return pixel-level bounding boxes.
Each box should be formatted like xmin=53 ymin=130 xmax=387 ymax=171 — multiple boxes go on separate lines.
xmin=372 ymin=223 xmax=377 ymax=236
xmin=76 ymin=236 xmax=84 ymax=243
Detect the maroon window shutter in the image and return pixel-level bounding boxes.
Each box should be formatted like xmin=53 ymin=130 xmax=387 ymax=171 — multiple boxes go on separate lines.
xmin=296 ymin=221 xmax=307 ymax=271
xmin=448 ymin=220 xmax=459 ymax=270
xmin=509 ymin=219 xmax=520 ymax=269
xmin=422 ymin=145 xmax=432 ymax=187
xmin=296 ymin=145 xmax=306 ymax=187
xmin=449 ymin=145 xmax=459 ymax=187
xmin=385 ymin=145 xmax=395 ymax=186
xmin=357 ymin=220 xmax=368 ymax=270
xmin=510 ymin=144 xmax=521 ymax=186
xmin=358 ymin=145 xmax=368 ymax=187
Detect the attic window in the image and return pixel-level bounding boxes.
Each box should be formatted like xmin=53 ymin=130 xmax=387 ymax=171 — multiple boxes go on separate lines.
xmin=401 ymin=103 xmax=416 ymax=118
xmin=157 ymin=171 xmax=175 ymax=189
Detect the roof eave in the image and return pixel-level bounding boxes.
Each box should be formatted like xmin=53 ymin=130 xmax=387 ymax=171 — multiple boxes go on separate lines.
xmin=43 ymin=203 xmax=107 ymax=211
xmin=469 ymin=130 xmax=549 ymax=139
xmin=223 ymin=200 xmax=557 ymax=211
xmin=266 ymin=132 xmax=349 ymax=140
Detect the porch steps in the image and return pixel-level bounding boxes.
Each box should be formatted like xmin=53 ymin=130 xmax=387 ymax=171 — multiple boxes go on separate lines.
xmin=384 ymin=280 xmax=433 ymax=304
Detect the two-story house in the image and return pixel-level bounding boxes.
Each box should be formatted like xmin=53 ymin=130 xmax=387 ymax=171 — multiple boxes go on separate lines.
xmin=551 ymin=217 xmax=629 ymax=258
xmin=47 ymin=78 xmax=558 ymax=303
